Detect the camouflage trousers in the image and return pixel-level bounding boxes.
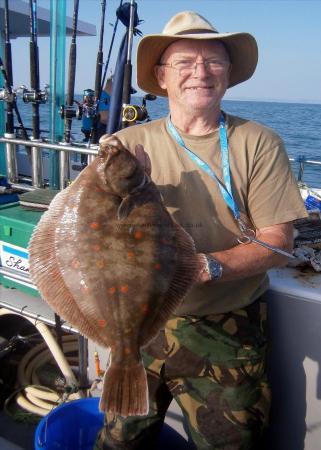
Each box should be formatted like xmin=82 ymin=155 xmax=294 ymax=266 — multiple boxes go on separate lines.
xmin=94 ymin=300 xmax=270 ymax=450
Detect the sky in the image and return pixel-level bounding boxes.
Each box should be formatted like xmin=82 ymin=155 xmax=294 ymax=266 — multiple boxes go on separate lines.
xmin=8 ymin=0 xmax=321 ymax=104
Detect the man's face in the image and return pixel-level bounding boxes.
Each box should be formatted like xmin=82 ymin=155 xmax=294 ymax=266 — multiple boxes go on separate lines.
xmin=155 ymin=39 xmax=231 ymax=112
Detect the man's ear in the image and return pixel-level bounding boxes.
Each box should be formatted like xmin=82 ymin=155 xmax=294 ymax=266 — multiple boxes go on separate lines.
xmin=154 ymin=65 xmax=166 ymax=90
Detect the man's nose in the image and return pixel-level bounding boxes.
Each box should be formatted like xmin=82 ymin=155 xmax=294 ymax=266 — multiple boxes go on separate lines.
xmin=192 ymin=62 xmax=209 ymax=76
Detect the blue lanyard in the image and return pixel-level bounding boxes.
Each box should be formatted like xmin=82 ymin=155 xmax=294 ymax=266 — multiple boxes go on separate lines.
xmin=166 ymin=113 xmax=242 ymax=223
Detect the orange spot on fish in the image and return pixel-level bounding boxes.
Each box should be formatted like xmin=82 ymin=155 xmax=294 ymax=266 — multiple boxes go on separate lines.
xmin=98 ymin=319 xmax=106 ymax=328
xmin=108 ymin=287 xmax=116 ymax=295
xmin=124 ymin=347 xmax=131 ymax=355
xmin=161 ymin=238 xmax=172 ymax=245
xmin=134 ymin=230 xmax=143 ymax=240
xmin=90 ymin=222 xmax=100 ymax=230
xmin=96 ymin=260 xmax=105 ymax=269
xmin=120 ymin=285 xmax=129 ymax=293
xmin=154 ymin=263 xmax=161 ymax=270
xmin=127 ymin=251 xmax=135 ymax=259
xmin=72 ymin=258 xmax=80 ymax=269
xmin=92 ymin=244 xmax=101 ymax=252
xmin=141 ymin=304 xmax=150 ymax=314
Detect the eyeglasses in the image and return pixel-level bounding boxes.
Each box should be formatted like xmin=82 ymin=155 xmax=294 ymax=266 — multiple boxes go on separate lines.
xmin=158 ymin=59 xmax=230 ymax=76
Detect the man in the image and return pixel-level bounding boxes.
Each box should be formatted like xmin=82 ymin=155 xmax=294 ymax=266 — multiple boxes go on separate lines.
xmin=96 ymin=11 xmax=307 ymax=450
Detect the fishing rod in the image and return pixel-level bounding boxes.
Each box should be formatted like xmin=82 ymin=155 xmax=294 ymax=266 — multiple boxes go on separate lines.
xmin=101 ymin=0 xmax=124 ymax=90
xmin=107 ymin=1 xmax=145 ymax=133
xmin=121 ymin=0 xmax=136 ymax=129
xmin=95 ymin=0 xmax=107 ymax=106
xmin=3 ymin=0 xmax=13 ymax=134
xmin=0 ymin=60 xmax=29 ymax=140
xmin=16 ymin=1 xmax=48 ymax=130
xmin=90 ymin=0 xmax=107 ymax=144
xmin=29 ymin=0 xmax=40 ymax=140
xmin=62 ymin=0 xmax=80 ymax=143
xmin=0 ymin=0 xmax=28 ymax=140
xmin=23 ymin=0 xmax=49 ymax=187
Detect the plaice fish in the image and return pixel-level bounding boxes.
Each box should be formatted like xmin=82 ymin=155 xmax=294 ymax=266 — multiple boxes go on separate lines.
xmin=28 ymin=135 xmax=201 ymax=417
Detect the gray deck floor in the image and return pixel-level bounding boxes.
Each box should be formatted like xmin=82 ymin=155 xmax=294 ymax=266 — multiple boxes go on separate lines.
xmin=0 ymin=410 xmax=36 ymax=450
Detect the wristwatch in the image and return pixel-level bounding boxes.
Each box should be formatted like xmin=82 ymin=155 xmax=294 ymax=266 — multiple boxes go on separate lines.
xmin=203 ymin=254 xmax=223 ymax=281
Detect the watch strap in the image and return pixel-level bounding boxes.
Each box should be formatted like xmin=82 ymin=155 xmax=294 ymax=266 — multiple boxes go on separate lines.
xmin=203 ymin=254 xmax=223 ymax=281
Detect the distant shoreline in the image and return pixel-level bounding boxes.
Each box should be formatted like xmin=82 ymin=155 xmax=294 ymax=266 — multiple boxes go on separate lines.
xmin=72 ymin=92 xmax=321 ymax=106
xmin=126 ymin=95 xmax=321 ymax=106
xmin=223 ymin=98 xmax=321 ymax=106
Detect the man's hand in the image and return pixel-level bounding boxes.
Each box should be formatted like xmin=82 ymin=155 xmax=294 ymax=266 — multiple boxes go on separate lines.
xmin=197 ymin=253 xmax=212 ymax=283
xmin=98 ymin=134 xmax=125 ymax=159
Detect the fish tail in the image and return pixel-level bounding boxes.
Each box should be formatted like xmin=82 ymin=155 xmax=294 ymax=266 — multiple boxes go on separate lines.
xmin=99 ymin=359 xmax=148 ymax=417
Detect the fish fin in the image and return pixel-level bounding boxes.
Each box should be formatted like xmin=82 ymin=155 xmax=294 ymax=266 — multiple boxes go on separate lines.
xmin=139 ymin=222 xmax=201 ymax=347
xmin=29 ymin=189 xmax=107 ymax=347
xmin=117 ymin=196 xmax=136 ymax=220
xmin=117 ymin=183 xmax=160 ymax=220
xmin=99 ymin=358 xmax=148 ymax=417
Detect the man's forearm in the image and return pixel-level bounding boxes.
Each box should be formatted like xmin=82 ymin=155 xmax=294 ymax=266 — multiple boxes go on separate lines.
xmin=202 ymin=223 xmax=294 ymax=283
xmin=212 ymin=243 xmax=288 ymax=282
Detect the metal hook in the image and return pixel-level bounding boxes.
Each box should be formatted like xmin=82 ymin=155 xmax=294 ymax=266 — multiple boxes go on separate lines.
xmin=20 ymin=305 xmax=28 ymax=315
xmin=34 ymin=314 xmax=41 ymax=327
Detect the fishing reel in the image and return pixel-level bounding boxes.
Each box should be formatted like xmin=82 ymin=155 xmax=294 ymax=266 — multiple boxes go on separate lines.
xmin=76 ymin=103 xmax=97 ymax=120
xmin=60 ymin=104 xmax=82 ymax=121
xmin=74 ymin=88 xmax=99 ymax=121
xmin=122 ymin=104 xmax=147 ymax=123
xmin=18 ymin=84 xmax=49 ymax=104
xmin=122 ymin=94 xmax=156 ymax=124
xmin=0 ymin=87 xmax=15 ymax=103
xmin=60 ymin=102 xmax=99 ymax=124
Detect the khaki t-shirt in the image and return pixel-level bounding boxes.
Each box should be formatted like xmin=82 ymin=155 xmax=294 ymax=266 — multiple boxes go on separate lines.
xmin=115 ymin=114 xmax=307 ymax=315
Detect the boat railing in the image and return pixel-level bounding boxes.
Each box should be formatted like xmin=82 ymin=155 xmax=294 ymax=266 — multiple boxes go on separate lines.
xmin=289 ymin=156 xmax=321 ymax=184
xmin=0 ymin=135 xmax=98 ymax=191
xmin=0 ymin=135 xmax=320 ymax=191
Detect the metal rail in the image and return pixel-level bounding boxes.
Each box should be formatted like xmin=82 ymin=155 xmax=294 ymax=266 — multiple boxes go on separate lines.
xmin=0 ymin=136 xmax=98 ymax=189
xmin=0 ymin=135 xmax=320 ymax=190
xmin=289 ymin=157 xmax=321 ymax=183
xmin=0 ymin=267 xmax=36 ymax=286
xmin=0 ymin=300 xmax=78 ymax=333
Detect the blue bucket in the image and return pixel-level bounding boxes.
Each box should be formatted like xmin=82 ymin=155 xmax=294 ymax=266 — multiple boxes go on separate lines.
xmin=34 ymin=397 xmax=104 ymax=450
xmin=35 ymin=397 xmax=193 ymax=450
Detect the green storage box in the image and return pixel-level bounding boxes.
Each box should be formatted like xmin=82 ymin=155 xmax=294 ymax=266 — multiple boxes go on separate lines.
xmin=0 ymin=203 xmax=44 ymax=297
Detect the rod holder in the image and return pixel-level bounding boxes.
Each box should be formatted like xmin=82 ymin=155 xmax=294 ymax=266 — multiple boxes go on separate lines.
xmin=59 ymin=148 xmax=69 ymax=190
xmin=4 ymin=132 xmax=18 ymax=183
xmin=87 ymin=154 xmax=96 ymax=165
xmin=30 ymin=138 xmax=44 ymax=188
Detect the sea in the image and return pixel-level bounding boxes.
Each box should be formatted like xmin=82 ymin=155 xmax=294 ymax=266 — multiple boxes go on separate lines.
xmin=14 ymin=97 xmax=321 ymax=188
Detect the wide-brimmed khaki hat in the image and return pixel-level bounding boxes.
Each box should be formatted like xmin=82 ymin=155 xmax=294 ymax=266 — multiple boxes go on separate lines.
xmin=137 ymin=11 xmax=258 ymax=97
